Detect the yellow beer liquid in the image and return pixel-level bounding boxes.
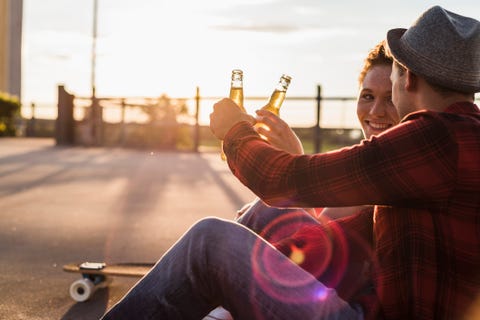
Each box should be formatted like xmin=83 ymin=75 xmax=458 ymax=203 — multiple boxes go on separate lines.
xmin=254 ymin=90 xmax=287 ymax=134
xmin=221 ymin=87 xmax=245 ymax=161
xmin=229 ymin=87 xmax=246 ymax=112
xmin=261 ymin=90 xmax=286 ymax=115
xmin=254 ymin=74 xmax=290 ymax=139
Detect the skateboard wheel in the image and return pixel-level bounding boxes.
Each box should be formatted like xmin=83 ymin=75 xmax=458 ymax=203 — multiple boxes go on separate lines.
xmin=70 ymin=278 xmax=95 ymax=302
xmin=203 ymin=307 xmax=233 ymax=320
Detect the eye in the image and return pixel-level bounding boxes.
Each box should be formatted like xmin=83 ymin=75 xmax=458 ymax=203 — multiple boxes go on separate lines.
xmin=361 ymin=93 xmax=374 ymax=101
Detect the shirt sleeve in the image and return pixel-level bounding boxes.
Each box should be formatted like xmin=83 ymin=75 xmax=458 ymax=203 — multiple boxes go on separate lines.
xmin=223 ymin=112 xmax=457 ymax=208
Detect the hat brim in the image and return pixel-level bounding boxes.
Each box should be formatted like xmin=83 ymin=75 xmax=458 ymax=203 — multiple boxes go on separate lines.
xmin=386 ymin=28 xmax=408 ymax=68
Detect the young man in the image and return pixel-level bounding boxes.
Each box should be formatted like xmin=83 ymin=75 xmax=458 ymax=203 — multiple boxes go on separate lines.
xmin=102 ymin=6 xmax=479 ymax=319
xmin=211 ymin=6 xmax=480 ymax=319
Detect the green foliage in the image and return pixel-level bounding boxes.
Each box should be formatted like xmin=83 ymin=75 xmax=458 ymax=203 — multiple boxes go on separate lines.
xmin=0 ymin=92 xmax=20 ymax=136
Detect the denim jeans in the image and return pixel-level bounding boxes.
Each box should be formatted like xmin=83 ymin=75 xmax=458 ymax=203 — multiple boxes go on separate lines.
xmin=237 ymin=198 xmax=320 ymax=240
xmin=101 ymin=204 xmax=362 ymax=319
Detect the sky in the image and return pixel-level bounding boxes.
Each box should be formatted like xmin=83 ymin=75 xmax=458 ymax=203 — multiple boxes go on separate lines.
xmin=21 ymin=0 xmax=478 ymax=125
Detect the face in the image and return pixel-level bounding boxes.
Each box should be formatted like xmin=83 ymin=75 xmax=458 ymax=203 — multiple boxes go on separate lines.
xmin=357 ymin=65 xmax=400 ymax=138
xmin=390 ymin=62 xmax=414 ymax=119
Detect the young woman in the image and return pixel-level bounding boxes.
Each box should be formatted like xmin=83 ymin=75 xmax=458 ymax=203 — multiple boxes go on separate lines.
xmin=103 ymin=41 xmax=399 ymax=320
xmin=239 ymin=40 xmax=399 ymax=222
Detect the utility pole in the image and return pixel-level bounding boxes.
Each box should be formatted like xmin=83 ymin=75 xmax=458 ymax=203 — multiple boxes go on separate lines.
xmin=90 ymin=0 xmax=102 ymax=145
xmin=91 ymin=0 xmax=97 ymax=99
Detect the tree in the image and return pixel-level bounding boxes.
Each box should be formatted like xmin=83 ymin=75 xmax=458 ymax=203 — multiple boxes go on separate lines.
xmin=0 ymin=92 xmax=20 ymax=136
xmin=140 ymin=94 xmax=188 ymax=149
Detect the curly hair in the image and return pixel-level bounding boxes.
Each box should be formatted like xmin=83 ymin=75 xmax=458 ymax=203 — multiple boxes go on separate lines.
xmin=358 ymin=40 xmax=393 ymax=86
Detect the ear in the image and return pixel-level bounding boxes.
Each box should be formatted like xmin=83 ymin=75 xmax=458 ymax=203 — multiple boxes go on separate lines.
xmin=405 ymin=69 xmax=417 ymax=92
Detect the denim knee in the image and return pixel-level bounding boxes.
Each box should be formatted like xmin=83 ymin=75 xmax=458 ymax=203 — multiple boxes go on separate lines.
xmin=189 ymin=217 xmax=236 ymax=242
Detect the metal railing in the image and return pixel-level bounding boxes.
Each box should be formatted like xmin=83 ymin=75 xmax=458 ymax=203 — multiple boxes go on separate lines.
xmin=52 ymin=85 xmax=360 ymax=152
xmin=192 ymin=85 xmax=357 ymax=153
xmin=40 ymin=85 xmax=480 ymax=152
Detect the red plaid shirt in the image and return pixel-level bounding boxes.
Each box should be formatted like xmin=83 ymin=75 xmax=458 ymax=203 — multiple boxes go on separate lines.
xmin=223 ymin=102 xmax=480 ymax=319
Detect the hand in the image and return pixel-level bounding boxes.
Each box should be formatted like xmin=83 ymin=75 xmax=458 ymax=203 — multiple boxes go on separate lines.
xmin=255 ymin=109 xmax=304 ymax=154
xmin=320 ymin=206 xmax=369 ymax=220
xmin=210 ymin=98 xmax=255 ymax=140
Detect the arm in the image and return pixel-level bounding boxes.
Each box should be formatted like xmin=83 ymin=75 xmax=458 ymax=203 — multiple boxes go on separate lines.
xmin=321 ymin=206 xmax=371 ymax=220
xmin=223 ymin=112 xmax=456 ymax=208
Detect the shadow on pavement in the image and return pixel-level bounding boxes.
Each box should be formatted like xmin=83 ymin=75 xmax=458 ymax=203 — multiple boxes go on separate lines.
xmin=61 ymin=288 xmax=109 ymax=320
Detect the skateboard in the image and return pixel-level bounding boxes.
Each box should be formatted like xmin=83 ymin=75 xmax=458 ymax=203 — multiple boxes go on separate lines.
xmin=63 ymin=261 xmax=155 ymax=302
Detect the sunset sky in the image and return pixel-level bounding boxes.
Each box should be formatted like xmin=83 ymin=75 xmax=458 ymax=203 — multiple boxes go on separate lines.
xmin=21 ymin=0 xmax=478 ymax=125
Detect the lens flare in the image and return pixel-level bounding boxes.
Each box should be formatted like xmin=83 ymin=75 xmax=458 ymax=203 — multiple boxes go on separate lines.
xmin=250 ymin=210 xmax=337 ymax=304
xmin=248 ymin=208 xmax=368 ymax=308
xmin=245 ymin=207 xmax=377 ymax=319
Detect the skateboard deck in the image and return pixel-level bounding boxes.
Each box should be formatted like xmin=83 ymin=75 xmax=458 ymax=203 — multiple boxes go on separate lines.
xmin=63 ymin=262 xmax=155 ymax=302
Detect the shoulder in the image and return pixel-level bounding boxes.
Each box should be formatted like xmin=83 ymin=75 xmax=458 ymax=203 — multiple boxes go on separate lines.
xmin=403 ymin=103 xmax=480 ymax=125
xmin=399 ymin=108 xmax=480 ymax=139
xmin=388 ymin=109 xmax=463 ymax=138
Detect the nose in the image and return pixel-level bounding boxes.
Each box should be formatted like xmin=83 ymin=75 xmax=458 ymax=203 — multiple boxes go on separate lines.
xmin=369 ymin=99 xmax=386 ymax=117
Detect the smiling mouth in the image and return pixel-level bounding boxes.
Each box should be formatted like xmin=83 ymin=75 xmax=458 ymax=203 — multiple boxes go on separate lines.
xmin=366 ymin=121 xmax=393 ymax=130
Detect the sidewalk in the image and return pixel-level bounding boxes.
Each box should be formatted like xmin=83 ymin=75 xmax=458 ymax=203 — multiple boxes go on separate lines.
xmin=0 ymin=138 xmax=254 ymax=320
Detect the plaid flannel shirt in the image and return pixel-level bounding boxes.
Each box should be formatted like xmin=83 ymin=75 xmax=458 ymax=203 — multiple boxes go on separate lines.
xmin=223 ymin=102 xmax=480 ymax=319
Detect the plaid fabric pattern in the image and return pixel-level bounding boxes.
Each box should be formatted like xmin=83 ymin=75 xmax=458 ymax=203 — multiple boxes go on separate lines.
xmin=224 ymin=102 xmax=480 ymax=319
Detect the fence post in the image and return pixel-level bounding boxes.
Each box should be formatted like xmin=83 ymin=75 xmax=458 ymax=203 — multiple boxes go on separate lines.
xmin=120 ymin=99 xmax=126 ymax=146
xmin=26 ymin=102 xmax=36 ymax=137
xmin=194 ymin=86 xmax=200 ymax=152
xmin=314 ymin=84 xmax=322 ymax=153
xmin=90 ymin=97 xmax=103 ymax=146
xmin=56 ymin=85 xmax=75 ymax=145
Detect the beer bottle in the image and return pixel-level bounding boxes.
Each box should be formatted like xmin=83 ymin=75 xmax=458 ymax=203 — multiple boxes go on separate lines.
xmin=255 ymin=74 xmax=291 ymax=134
xmin=221 ymin=69 xmax=245 ymax=160
xmin=229 ymin=69 xmax=245 ymax=112
xmin=262 ymin=74 xmax=291 ymax=115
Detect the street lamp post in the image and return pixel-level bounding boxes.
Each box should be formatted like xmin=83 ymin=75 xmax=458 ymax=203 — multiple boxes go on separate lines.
xmin=91 ymin=0 xmax=97 ymax=99
xmin=90 ymin=0 xmax=101 ymax=145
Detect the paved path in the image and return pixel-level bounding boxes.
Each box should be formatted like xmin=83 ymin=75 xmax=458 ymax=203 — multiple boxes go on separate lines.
xmin=0 ymin=138 xmax=255 ymax=320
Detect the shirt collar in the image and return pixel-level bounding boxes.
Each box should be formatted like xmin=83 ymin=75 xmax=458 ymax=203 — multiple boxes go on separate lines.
xmin=443 ymin=101 xmax=479 ymax=114
xmin=403 ymin=101 xmax=479 ymax=122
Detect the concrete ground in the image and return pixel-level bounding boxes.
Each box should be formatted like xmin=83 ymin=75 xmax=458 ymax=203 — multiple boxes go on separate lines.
xmin=0 ymin=138 xmax=255 ymax=320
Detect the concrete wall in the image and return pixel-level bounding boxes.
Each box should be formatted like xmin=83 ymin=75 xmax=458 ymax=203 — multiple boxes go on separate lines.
xmin=0 ymin=0 xmax=23 ymax=99
xmin=0 ymin=0 xmax=8 ymax=93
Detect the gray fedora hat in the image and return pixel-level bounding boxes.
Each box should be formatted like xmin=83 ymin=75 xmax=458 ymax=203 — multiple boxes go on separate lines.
xmin=386 ymin=6 xmax=480 ymax=93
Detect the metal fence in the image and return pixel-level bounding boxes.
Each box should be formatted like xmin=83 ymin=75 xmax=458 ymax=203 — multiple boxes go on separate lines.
xmin=29 ymin=85 xmax=479 ymax=152
xmin=51 ymin=85 xmax=361 ymax=153
xmin=193 ymin=85 xmax=359 ymax=153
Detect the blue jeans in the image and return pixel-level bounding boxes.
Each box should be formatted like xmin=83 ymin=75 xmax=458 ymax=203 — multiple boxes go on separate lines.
xmin=237 ymin=198 xmax=320 ymax=240
xmin=101 ymin=203 xmax=362 ymax=319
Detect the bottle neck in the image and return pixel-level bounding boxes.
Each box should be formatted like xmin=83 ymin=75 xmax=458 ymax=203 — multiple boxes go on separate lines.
xmin=230 ymin=72 xmax=245 ymax=111
xmin=231 ymin=70 xmax=243 ymax=89
xmin=231 ymin=79 xmax=243 ymax=89
xmin=275 ymin=76 xmax=291 ymax=92
xmin=264 ymin=75 xmax=291 ymax=115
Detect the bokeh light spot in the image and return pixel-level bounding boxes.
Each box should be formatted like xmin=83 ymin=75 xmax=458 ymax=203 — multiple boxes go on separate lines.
xmin=289 ymin=244 xmax=305 ymax=265
xmin=315 ymin=287 xmax=328 ymax=301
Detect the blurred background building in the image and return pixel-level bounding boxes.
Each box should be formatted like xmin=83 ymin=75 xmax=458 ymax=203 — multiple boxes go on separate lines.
xmin=0 ymin=0 xmax=23 ymax=100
